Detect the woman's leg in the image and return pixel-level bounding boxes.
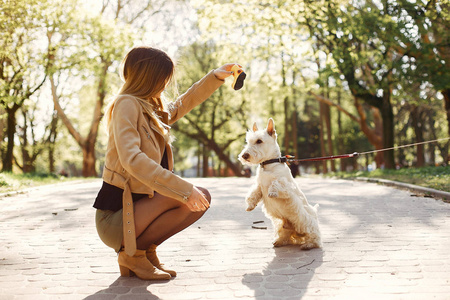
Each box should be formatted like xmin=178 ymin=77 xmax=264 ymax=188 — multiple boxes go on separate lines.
xmin=132 ymin=186 xmax=211 ymax=250
xmin=152 ymin=187 xmax=211 ymax=245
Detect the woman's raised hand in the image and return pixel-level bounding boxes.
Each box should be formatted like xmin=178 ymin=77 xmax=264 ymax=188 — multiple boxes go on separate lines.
xmin=214 ymin=63 xmax=242 ymax=80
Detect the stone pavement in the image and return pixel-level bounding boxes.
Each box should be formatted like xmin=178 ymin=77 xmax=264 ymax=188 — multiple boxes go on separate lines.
xmin=0 ymin=177 xmax=449 ymax=300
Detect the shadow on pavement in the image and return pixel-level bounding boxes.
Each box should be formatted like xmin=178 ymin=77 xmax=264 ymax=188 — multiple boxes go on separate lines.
xmin=242 ymin=246 xmax=323 ymax=299
xmin=83 ymin=276 xmax=167 ymax=299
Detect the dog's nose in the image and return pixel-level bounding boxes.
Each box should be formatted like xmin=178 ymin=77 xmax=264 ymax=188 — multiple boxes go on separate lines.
xmin=242 ymin=153 xmax=250 ymax=160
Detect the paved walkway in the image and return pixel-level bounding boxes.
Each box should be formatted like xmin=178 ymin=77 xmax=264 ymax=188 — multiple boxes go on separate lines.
xmin=0 ymin=177 xmax=449 ymax=300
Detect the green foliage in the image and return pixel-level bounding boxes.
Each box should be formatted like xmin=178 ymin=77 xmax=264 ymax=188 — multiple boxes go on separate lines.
xmin=0 ymin=0 xmax=46 ymax=108
xmin=172 ymin=41 xmax=250 ymax=174
xmin=1 ymin=0 xmax=448 ymax=177
xmin=194 ymin=0 xmax=450 ymax=170
xmin=328 ymin=166 xmax=450 ymax=192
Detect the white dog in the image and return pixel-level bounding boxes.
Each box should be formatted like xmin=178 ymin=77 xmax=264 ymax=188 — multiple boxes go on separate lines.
xmin=238 ymin=118 xmax=322 ymax=249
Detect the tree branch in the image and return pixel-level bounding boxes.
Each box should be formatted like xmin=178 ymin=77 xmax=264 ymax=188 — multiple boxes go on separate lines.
xmin=50 ymin=75 xmax=85 ymax=146
xmin=308 ymin=91 xmax=360 ymax=123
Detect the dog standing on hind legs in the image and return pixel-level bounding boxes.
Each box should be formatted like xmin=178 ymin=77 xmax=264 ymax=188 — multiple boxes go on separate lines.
xmin=238 ymin=118 xmax=322 ymax=249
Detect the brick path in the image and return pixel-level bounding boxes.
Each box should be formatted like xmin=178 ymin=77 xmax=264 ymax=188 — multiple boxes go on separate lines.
xmin=0 ymin=177 xmax=449 ymax=299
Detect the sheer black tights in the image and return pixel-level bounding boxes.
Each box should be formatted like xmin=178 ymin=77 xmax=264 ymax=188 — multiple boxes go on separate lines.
xmin=128 ymin=186 xmax=211 ymax=250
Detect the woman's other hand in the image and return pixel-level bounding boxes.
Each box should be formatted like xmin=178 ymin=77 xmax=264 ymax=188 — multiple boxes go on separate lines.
xmin=186 ymin=186 xmax=210 ymax=212
xmin=214 ymin=63 xmax=242 ymax=80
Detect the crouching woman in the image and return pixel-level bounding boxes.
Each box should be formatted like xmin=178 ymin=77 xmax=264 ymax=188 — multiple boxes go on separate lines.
xmin=93 ymin=46 xmax=235 ymax=280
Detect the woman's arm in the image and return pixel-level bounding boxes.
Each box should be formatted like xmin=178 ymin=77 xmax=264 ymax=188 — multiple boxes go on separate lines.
xmin=168 ymin=64 xmax=237 ymax=125
xmin=112 ymin=97 xmax=193 ymax=203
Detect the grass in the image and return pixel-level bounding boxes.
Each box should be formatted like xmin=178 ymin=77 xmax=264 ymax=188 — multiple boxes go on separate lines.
xmin=326 ymin=166 xmax=450 ymax=192
xmin=0 ymin=172 xmax=84 ymax=194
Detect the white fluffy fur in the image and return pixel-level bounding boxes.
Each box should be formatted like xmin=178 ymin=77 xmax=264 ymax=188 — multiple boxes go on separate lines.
xmin=238 ymin=118 xmax=322 ymax=249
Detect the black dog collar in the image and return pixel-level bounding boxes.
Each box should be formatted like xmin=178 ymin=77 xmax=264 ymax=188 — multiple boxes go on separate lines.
xmin=260 ymin=156 xmax=289 ymax=167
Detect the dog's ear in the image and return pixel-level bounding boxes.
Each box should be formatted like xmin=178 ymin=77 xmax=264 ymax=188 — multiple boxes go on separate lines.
xmin=252 ymin=122 xmax=258 ymax=132
xmin=267 ymin=118 xmax=276 ymax=136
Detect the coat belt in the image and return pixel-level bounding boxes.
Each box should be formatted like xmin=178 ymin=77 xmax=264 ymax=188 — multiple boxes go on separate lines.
xmin=122 ymin=178 xmax=137 ymax=256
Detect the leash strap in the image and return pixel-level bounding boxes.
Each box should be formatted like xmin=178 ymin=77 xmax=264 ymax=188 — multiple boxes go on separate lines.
xmin=289 ymin=152 xmax=359 ymax=163
xmin=359 ymin=137 xmax=450 ymax=155
xmin=260 ymin=137 xmax=450 ymax=166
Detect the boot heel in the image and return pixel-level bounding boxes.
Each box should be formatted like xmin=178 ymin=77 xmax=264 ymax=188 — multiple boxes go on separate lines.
xmin=118 ymin=249 xmax=170 ymax=280
xmin=119 ymin=265 xmax=131 ymax=277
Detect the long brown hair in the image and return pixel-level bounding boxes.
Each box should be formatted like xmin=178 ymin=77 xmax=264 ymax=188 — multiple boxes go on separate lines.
xmin=105 ymin=46 xmax=175 ymax=140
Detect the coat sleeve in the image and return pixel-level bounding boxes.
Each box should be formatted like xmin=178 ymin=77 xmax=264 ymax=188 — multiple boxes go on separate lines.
xmin=168 ymin=70 xmax=224 ymax=125
xmin=112 ymin=97 xmax=193 ymax=203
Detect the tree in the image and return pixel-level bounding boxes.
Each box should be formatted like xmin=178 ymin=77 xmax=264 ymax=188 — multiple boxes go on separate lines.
xmin=47 ymin=0 xmax=190 ymax=177
xmin=300 ymin=0 xmax=412 ymax=168
xmin=391 ymin=0 xmax=450 ymax=160
xmin=0 ymin=0 xmax=48 ymax=171
xmin=45 ymin=0 xmax=180 ymax=176
xmin=47 ymin=11 xmax=134 ymax=177
xmin=196 ymin=0 xmax=449 ymax=169
xmin=173 ymin=42 xmax=249 ymax=176
xmin=16 ymin=101 xmax=57 ymax=173
xmin=195 ymin=0 xmax=312 ymax=157
xmin=308 ymin=90 xmax=385 ymax=167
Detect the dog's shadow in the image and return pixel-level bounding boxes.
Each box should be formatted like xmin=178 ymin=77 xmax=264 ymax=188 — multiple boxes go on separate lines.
xmin=242 ymin=246 xmax=323 ymax=299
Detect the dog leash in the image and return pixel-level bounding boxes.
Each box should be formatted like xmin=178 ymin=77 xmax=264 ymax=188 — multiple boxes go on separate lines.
xmin=261 ymin=137 xmax=450 ymax=166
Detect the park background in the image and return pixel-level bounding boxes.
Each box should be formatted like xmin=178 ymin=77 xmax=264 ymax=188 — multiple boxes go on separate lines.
xmin=1 ymin=0 xmax=449 ymax=190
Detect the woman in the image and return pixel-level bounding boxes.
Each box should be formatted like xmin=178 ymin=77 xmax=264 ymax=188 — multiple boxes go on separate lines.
xmin=93 ymin=46 xmax=236 ymax=280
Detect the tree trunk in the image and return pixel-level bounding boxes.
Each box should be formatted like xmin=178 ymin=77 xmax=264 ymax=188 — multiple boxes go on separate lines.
xmin=310 ymin=91 xmax=385 ymax=167
xmin=324 ymin=102 xmax=335 ymax=172
xmin=284 ymin=96 xmax=290 ymax=154
xmin=47 ymin=111 xmax=58 ymax=173
xmin=206 ymin=139 xmax=243 ymax=177
xmin=197 ymin=141 xmax=201 ymax=177
xmin=49 ymin=145 xmax=55 ymax=173
xmin=281 ymin=53 xmax=290 ymax=155
xmin=319 ymin=102 xmax=327 ymax=173
xmin=22 ymin=158 xmax=36 ymax=173
xmin=202 ymin=144 xmax=209 ymax=177
xmin=174 ymin=115 xmax=245 ymax=177
xmin=428 ymin=116 xmax=436 ymax=166
xmin=324 ymin=78 xmax=335 ymax=172
xmin=337 ymin=89 xmax=345 ymax=171
xmin=50 ymin=74 xmax=102 ymax=178
xmin=291 ymin=109 xmax=298 ymax=158
xmin=18 ymin=110 xmax=40 ymax=173
xmin=82 ymin=143 xmax=97 ymax=177
xmin=443 ymin=89 xmax=450 ymax=163
xmin=411 ymin=106 xmax=425 ymax=167
xmin=381 ymin=89 xmax=395 ymax=169
xmin=291 ymin=70 xmax=299 ymax=159
xmin=2 ymin=105 xmax=19 ymax=172
xmin=429 ymin=116 xmax=449 ymax=164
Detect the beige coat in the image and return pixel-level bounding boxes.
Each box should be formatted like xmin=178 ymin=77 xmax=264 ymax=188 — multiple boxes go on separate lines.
xmin=102 ymin=70 xmax=224 ymax=203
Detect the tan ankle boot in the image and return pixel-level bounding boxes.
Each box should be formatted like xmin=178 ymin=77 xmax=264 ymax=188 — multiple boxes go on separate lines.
xmin=118 ymin=249 xmax=171 ymax=280
xmin=146 ymin=245 xmax=177 ymax=277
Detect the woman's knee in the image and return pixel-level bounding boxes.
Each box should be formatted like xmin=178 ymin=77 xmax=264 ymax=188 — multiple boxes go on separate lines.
xmin=196 ymin=186 xmax=211 ymax=204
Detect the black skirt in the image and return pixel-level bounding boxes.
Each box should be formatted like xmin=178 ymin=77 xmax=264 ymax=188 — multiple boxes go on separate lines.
xmin=93 ymin=149 xmax=169 ymax=212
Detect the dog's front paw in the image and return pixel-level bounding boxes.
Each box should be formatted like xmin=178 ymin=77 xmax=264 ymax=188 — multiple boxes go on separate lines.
xmin=273 ymin=239 xmax=289 ymax=247
xmin=246 ymin=203 xmax=256 ymax=211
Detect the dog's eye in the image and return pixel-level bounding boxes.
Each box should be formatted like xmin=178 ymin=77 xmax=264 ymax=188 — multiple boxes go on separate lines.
xmin=256 ymin=139 xmax=263 ymax=144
